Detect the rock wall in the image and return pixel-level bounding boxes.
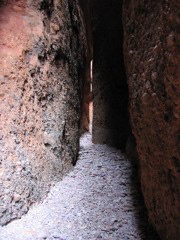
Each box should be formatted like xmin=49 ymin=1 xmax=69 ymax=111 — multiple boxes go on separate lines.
xmin=79 ymin=0 xmax=93 ymax=134
xmin=0 ymin=0 xmax=87 ymax=225
xmin=123 ymin=1 xmax=180 ymax=239
xmin=92 ymin=0 xmax=129 ymax=149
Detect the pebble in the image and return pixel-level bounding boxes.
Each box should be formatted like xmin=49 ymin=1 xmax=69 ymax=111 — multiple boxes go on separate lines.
xmin=0 ymin=133 xmax=159 ymax=240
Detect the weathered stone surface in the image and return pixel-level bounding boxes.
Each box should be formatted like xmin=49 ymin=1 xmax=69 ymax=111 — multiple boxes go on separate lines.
xmin=92 ymin=0 xmax=129 ymax=150
xmin=123 ymin=1 xmax=180 ymax=239
xmin=79 ymin=0 xmax=93 ymax=134
xmin=0 ymin=0 xmax=87 ymax=225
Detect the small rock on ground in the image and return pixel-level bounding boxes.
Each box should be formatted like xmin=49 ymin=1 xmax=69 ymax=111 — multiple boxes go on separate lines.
xmin=0 ymin=133 xmax=159 ymax=240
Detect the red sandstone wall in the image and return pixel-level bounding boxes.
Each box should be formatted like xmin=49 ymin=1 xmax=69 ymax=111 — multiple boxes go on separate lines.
xmin=79 ymin=0 xmax=93 ymax=134
xmin=0 ymin=0 xmax=87 ymax=225
xmin=123 ymin=1 xmax=180 ymax=239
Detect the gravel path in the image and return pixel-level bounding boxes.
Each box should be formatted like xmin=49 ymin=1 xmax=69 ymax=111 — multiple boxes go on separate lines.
xmin=0 ymin=133 xmax=159 ymax=240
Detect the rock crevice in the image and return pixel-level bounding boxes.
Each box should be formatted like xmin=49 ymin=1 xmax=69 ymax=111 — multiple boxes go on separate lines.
xmin=0 ymin=1 xmax=179 ymax=239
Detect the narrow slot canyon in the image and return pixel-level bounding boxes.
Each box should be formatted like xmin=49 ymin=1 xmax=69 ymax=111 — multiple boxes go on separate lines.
xmin=0 ymin=0 xmax=179 ymax=240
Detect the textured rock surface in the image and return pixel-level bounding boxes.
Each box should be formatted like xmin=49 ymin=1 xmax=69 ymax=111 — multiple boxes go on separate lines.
xmin=0 ymin=0 xmax=87 ymax=225
xmin=79 ymin=0 xmax=93 ymax=134
xmin=0 ymin=134 xmax=159 ymax=240
xmin=123 ymin=1 xmax=180 ymax=239
xmin=92 ymin=0 xmax=129 ymax=149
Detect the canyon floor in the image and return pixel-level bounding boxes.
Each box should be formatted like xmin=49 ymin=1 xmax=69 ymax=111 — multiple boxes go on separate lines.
xmin=0 ymin=133 xmax=159 ymax=240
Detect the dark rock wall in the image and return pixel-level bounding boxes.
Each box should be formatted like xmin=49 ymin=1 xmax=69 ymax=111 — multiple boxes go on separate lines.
xmin=0 ymin=0 xmax=87 ymax=225
xmin=123 ymin=1 xmax=180 ymax=239
xmin=92 ymin=0 xmax=129 ymax=149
